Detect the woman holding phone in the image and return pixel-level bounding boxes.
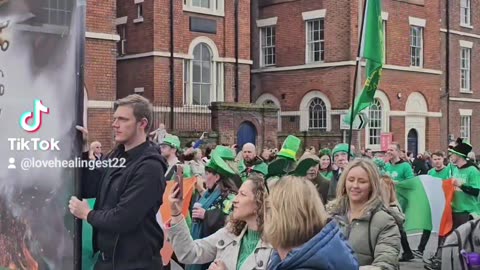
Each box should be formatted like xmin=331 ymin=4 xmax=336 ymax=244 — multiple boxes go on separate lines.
xmin=168 ymin=149 xmax=239 ymax=270
xmin=166 ymin=173 xmax=271 ymax=270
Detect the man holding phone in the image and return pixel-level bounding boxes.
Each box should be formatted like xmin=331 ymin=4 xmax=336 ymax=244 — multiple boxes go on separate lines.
xmin=69 ymin=94 xmax=167 ymax=270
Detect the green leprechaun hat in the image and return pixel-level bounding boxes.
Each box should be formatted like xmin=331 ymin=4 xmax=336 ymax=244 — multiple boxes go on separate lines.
xmin=448 ymin=137 xmax=472 ymax=159
xmin=277 ymin=135 xmax=302 ymax=161
xmin=212 ymin=145 xmax=236 ymax=161
xmin=160 ymin=134 xmax=181 ymax=150
xmin=291 ymin=152 xmax=320 ymax=177
xmin=332 ymin=143 xmax=354 ymax=157
xmin=319 ymin=148 xmax=332 ymax=158
xmin=205 ymin=149 xmax=236 ymax=178
xmin=267 ymin=135 xmax=302 ymax=178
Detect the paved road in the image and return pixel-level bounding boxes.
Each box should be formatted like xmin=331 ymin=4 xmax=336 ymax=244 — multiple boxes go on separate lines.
xmin=400 ymin=232 xmax=439 ymax=270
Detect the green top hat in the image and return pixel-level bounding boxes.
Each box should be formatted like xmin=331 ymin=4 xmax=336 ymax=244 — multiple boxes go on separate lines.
xmin=160 ymin=134 xmax=181 ymax=150
xmin=319 ymin=148 xmax=332 ymax=158
xmin=277 ymin=135 xmax=301 ymax=161
xmin=205 ymin=149 xmax=236 ymax=178
xmin=212 ymin=145 xmax=236 ymax=161
xmin=332 ymin=143 xmax=353 ymax=157
xmin=291 ymin=152 xmax=320 ymax=177
xmin=448 ymin=138 xmax=472 ymax=159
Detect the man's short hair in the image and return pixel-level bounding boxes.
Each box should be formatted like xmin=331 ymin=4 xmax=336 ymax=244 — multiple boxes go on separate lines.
xmin=114 ymin=94 xmax=153 ymax=133
xmin=432 ymin=151 xmax=445 ymax=158
xmin=390 ymin=142 xmax=401 ymax=151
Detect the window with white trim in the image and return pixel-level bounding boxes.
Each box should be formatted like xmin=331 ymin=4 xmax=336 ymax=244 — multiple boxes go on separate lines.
xmin=42 ymin=0 xmax=73 ymax=26
xmin=460 ymin=115 xmax=471 ymax=142
xmin=137 ymin=3 xmax=143 ymax=18
xmin=368 ymin=99 xmax=382 ymax=146
xmin=460 ymin=47 xmax=471 ymax=92
xmin=382 ymin=20 xmax=387 ymax=63
xmin=461 ymin=0 xmax=471 ymax=26
xmin=410 ymin=26 xmax=423 ymax=67
xmin=306 ymin=19 xmax=324 ymax=63
xmin=183 ymin=43 xmax=224 ymax=106
xmin=260 ymin=26 xmax=276 ymax=67
xmin=308 ymin=98 xmax=327 ymax=130
xmin=183 ymin=0 xmax=224 ymax=16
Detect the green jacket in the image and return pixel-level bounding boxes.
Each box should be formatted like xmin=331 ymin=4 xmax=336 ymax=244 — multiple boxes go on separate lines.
xmin=239 ymin=158 xmax=268 ymax=181
xmin=330 ymin=201 xmax=401 ymax=270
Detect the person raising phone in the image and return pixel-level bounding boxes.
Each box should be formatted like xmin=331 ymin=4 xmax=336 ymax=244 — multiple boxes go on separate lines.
xmin=176 ymin=148 xmax=239 ymax=270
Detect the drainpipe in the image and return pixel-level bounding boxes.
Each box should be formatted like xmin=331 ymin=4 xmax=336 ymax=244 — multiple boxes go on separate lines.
xmin=234 ymin=0 xmax=239 ymax=103
xmin=169 ymin=0 xmax=175 ymax=129
xmin=445 ymin=0 xmax=450 ymax=145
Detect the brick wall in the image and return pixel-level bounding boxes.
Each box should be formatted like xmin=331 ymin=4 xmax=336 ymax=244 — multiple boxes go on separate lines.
xmin=252 ymin=0 xmax=443 ymax=152
xmin=440 ymin=0 xmax=480 ymax=153
xmin=85 ymin=0 xmax=117 ymax=153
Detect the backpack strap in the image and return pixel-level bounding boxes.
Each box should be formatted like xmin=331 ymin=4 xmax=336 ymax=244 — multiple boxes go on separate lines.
xmin=454 ymin=229 xmax=467 ymax=270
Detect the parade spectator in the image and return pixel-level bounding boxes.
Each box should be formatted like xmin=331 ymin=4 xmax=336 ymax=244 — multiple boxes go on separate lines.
xmin=449 ymin=138 xmax=480 ymax=229
xmin=327 ymin=159 xmax=401 ymax=270
xmin=160 ymin=134 xmax=182 ymax=180
xmin=385 ymin=143 xmax=415 ymax=181
xmin=327 ymin=143 xmax=352 ymax=201
xmin=203 ymin=146 xmax=213 ymax=164
xmin=265 ymin=176 xmax=359 ymax=270
xmin=239 ymin=143 xmax=268 ymax=181
xmin=468 ymin=151 xmax=477 ymax=164
xmin=297 ymin=152 xmax=330 ymax=205
xmin=412 ymin=153 xmax=429 ymax=175
xmin=260 ymin=148 xmax=277 ymax=163
xmin=150 ymin=123 xmax=167 ymax=144
xmin=88 ymin=141 xmax=104 ymax=161
xmin=318 ymin=148 xmax=333 ymax=180
xmin=184 ymin=150 xmax=239 ymax=270
xmin=71 ymin=94 xmax=166 ymax=270
xmin=188 ymin=148 xmax=206 ymax=177
xmin=166 ymin=174 xmax=272 ymax=270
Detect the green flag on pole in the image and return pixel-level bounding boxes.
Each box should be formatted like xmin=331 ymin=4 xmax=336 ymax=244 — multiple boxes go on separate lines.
xmin=345 ymin=0 xmax=384 ymax=125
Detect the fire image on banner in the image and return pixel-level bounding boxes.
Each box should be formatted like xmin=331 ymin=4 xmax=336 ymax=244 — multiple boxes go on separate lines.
xmin=0 ymin=1 xmax=85 ymax=270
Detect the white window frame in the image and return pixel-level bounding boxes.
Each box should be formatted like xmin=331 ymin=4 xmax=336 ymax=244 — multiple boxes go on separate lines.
xmin=299 ymin=91 xmax=332 ymax=131
xmin=460 ymin=0 xmax=472 ymax=28
xmin=308 ymin=97 xmax=328 ymax=130
xmin=305 ymin=19 xmax=325 ymax=63
xmin=367 ymin=99 xmax=382 ymax=146
xmin=42 ymin=0 xmax=72 ymax=26
xmin=460 ymin=46 xmax=472 ymax=93
xmin=302 ymin=10 xmax=326 ymax=64
xmin=365 ymin=90 xmax=390 ymax=151
xmin=410 ymin=25 xmax=424 ymax=67
xmin=183 ymin=41 xmax=224 ymax=106
xmin=259 ymin=26 xmax=276 ymax=67
xmin=183 ymin=0 xmax=225 ymax=17
xmin=133 ymin=1 xmax=144 ymax=23
xmin=382 ymin=12 xmax=388 ymax=64
xmin=459 ymin=110 xmax=472 ymax=143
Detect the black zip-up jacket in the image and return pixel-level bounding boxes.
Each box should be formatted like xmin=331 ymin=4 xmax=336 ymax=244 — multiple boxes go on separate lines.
xmin=82 ymin=141 xmax=167 ymax=270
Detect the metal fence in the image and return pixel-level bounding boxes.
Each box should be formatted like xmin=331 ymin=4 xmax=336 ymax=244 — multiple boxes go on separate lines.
xmin=150 ymin=103 xmax=212 ymax=132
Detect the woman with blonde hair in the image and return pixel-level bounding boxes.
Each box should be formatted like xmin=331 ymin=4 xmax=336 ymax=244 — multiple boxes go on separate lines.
xmin=166 ymin=174 xmax=272 ymax=270
xmin=327 ymin=159 xmax=401 ymax=270
xmin=265 ymin=176 xmax=358 ymax=270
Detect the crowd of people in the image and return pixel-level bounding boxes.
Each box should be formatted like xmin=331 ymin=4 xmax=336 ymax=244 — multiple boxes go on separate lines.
xmin=71 ymin=94 xmax=480 ymax=270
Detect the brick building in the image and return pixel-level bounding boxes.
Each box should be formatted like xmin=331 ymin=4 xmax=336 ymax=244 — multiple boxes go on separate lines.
xmin=441 ymin=0 xmax=480 ymax=154
xmin=115 ymin=0 xmax=253 ymax=133
xmin=84 ymin=0 xmax=119 ymax=152
xmin=251 ymin=0 xmax=444 ymax=155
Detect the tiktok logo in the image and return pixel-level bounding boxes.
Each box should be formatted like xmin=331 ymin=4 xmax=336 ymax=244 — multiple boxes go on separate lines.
xmin=19 ymin=100 xmax=49 ymax=133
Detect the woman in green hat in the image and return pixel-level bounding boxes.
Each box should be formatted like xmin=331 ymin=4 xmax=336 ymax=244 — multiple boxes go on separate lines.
xmin=186 ymin=150 xmax=239 ymax=270
xmin=319 ymin=148 xmax=334 ymax=180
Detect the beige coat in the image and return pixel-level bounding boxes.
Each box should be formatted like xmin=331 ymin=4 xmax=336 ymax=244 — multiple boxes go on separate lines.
xmin=167 ymin=218 xmax=273 ymax=270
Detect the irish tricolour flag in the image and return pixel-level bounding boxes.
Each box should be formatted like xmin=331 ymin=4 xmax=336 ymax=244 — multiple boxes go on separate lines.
xmin=395 ymin=175 xmax=455 ymax=236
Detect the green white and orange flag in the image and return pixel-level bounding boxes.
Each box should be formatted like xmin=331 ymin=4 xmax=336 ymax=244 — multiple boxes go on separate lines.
xmin=345 ymin=0 xmax=384 ymax=125
xmin=395 ymin=175 xmax=455 ymax=237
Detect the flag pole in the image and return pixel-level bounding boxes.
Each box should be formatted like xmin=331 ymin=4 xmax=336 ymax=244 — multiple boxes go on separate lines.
xmin=347 ymin=0 xmax=369 ymax=161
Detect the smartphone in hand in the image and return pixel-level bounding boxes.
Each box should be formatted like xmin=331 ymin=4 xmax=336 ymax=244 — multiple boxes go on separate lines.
xmin=175 ymin=165 xmax=184 ymax=199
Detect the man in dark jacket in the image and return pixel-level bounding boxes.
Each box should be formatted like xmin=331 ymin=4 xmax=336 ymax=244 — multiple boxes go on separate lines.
xmin=69 ymin=94 xmax=167 ymax=270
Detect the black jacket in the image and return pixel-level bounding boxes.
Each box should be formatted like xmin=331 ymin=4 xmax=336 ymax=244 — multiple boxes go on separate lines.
xmin=82 ymin=141 xmax=167 ymax=270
